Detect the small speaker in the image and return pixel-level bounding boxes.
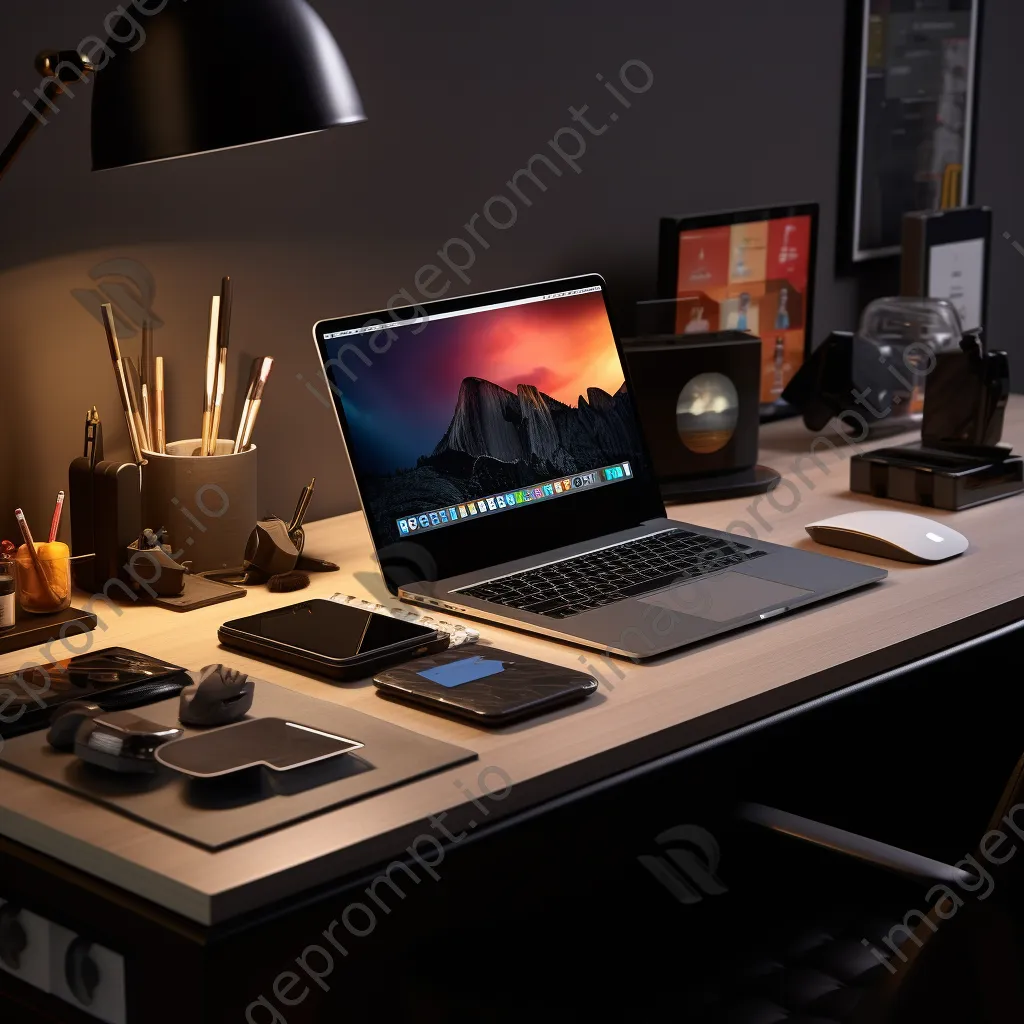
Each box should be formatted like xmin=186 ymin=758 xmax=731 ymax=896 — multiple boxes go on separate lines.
xmin=622 ymin=331 xmax=779 ymax=503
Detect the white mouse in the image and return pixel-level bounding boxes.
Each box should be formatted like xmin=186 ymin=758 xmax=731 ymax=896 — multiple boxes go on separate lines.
xmin=805 ymin=510 xmax=968 ymax=564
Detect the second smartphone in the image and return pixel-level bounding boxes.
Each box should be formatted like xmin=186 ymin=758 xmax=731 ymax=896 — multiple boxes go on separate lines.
xmin=218 ymin=599 xmax=449 ymax=681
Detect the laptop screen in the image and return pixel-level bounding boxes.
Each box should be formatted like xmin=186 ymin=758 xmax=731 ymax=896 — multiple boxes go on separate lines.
xmin=315 ymin=275 xmax=664 ymax=591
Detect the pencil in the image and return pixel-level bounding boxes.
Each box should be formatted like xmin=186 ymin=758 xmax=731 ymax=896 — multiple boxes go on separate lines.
xmin=239 ymin=357 xmax=274 ymax=450
xmin=154 ymin=356 xmax=166 ymax=454
xmin=48 ymin=491 xmax=65 ymax=544
xmin=210 ymin=277 xmax=233 ymax=453
xmin=124 ymin=357 xmax=151 ymax=452
xmin=100 ymin=303 xmax=144 ymax=465
xmin=141 ymin=320 xmax=155 ymax=442
xmin=202 ymin=295 xmax=221 ymax=456
xmin=141 ymin=383 xmax=152 ymax=452
xmin=15 ymin=508 xmax=46 ymax=578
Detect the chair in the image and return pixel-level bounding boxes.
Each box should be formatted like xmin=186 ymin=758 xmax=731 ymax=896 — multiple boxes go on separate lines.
xmin=684 ymin=753 xmax=1024 ymax=1023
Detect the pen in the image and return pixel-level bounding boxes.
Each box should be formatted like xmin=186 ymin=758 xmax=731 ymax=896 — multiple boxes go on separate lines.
xmin=48 ymin=491 xmax=65 ymax=544
xmin=288 ymin=478 xmax=316 ymax=534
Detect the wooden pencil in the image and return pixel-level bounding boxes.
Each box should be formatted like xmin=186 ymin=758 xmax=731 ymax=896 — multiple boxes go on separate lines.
xmin=124 ymin=357 xmax=152 ymax=452
xmin=154 ymin=356 xmax=166 ymax=454
xmin=100 ymin=303 xmax=144 ymax=464
xmin=141 ymin=320 xmax=155 ymax=442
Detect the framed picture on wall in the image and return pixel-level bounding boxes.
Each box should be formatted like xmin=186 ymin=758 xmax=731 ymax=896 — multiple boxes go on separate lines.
xmin=841 ymin=0 xmax=983 ymax=264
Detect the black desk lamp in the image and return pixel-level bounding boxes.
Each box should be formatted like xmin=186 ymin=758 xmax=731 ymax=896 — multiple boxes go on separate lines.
xmin=0 ymin=0 xmax=364 ymax=178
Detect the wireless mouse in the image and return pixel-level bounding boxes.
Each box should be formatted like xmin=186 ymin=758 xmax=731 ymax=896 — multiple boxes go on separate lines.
xmin=805 ymin=510 xmax=968 ymax=564
xmin=178 ymin=664 xmax=254 ymax=727
xmin=47 ymin=701 xmax=104 ymax=751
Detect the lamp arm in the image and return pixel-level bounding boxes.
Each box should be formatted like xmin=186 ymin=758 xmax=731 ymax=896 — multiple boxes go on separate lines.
xmin=0 ymin=51 xmax=94 ymax=184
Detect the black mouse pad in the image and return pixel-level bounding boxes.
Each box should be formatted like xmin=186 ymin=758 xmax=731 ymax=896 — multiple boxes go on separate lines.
xmin=0 ymin=681 xmax=476 ymax=850
xmin=156 ymin=719 xmax=365 ymax=778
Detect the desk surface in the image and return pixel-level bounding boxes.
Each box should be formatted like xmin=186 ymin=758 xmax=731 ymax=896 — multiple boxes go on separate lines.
xmin=2 ymin=403 xmax=1023 ymax=925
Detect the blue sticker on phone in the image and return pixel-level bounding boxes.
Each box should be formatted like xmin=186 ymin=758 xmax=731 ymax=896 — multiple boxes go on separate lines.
xmin=419 ymin=656 xmax=505 ymax=688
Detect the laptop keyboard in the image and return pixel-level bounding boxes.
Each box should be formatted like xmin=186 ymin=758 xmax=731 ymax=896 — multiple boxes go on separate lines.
xmin=457 ymin=529 xmax=767 ymax=619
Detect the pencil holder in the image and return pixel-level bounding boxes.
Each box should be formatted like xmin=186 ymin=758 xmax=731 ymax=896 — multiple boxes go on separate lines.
xmin=142 ymin=440 xmax=257 ymax=572
xmin=14 ymin=542 xmax=72 ymax=614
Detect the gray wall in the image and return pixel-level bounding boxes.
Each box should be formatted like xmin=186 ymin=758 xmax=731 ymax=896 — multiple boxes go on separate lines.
xmin=0 ymin=0 xmax=1018 ymax=544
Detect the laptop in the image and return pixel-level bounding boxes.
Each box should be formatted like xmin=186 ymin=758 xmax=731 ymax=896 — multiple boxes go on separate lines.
xmin=313 ymin=275 xmax=886 ymax=659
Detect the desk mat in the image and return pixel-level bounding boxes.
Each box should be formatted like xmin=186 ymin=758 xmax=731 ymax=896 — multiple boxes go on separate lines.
xmin=0 ymin=681 xmax=476 ymax=851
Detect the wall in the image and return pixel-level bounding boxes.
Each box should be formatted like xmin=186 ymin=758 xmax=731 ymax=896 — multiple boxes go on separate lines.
xmin=0 ymin=0 xmax=1016 ymax=544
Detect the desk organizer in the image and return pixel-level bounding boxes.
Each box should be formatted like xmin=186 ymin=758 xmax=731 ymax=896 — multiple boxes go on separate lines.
xmin=850 ymin=445 xmax=1024 ymax=511
xmin=0 ymin=680 xmax=476 ymax=850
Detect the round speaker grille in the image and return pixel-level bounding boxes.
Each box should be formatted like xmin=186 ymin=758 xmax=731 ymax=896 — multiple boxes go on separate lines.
xmin=676 ymin=372 xmax=739 ymax=454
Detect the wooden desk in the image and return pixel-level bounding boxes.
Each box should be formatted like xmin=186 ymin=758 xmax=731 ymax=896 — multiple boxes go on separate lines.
xmin=2 ymin=402 xmax=1023 ymax=928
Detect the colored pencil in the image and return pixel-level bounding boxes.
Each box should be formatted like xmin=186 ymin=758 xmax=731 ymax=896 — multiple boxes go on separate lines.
xmin=48 ymin=491 xmax=65 ymax=543
xmin=14 ymin=508 xmax=46 ymax=580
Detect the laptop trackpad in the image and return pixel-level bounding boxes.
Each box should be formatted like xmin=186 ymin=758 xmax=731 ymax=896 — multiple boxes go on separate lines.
xmin=640 ymin=572 xmax=811 ymax=623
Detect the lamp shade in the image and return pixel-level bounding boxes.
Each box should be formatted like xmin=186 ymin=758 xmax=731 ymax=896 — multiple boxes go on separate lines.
xmin=91 ymin=0 xmax=365 ymax=170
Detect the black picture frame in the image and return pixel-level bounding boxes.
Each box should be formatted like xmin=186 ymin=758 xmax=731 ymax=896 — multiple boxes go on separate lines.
xmin=839 ymin=0 xmax=984 ymax=266
xmin=656 ymin=202 xmax=819 ymax=422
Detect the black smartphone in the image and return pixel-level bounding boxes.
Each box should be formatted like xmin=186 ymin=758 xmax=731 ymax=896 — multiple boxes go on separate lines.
xmin=218 ymin=599 xmax=449 ymax=681
xmin=0 ymin=648 xmax=189 ymax=739
xmin=373 ymin=647 xmax=598 ymax=725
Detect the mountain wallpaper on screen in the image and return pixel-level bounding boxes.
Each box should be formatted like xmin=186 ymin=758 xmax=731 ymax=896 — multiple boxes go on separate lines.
xmin=363 ymin=375 xmax=644 ymax=540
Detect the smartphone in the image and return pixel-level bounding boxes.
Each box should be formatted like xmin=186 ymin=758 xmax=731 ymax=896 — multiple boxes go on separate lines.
xmin=374 ymin=647 xmax=598 ymax=725
xmin=0 ymin=648 xmax=189 ymax=739
xmin=218 ymin=599 xmax=450 ymax=681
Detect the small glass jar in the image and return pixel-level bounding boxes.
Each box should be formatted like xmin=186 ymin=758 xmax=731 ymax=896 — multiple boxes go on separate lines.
xmin=0 ymin=573 xmax=15 ymax=631
xmin=853 ymin=297 xmax=964 ymax=428
xmin=14 ymin=542 xmax=72 ymax=614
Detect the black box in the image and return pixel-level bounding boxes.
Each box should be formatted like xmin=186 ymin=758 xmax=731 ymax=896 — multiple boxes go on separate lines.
xmin=622 ymin=331 xmax=777 ymax=502
xmin=850 ymin=446 xmax=1024 ymax=511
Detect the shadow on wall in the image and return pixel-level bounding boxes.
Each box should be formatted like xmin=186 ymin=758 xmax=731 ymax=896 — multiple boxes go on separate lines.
xmin=0 ymin=241 xmax=387 ymax=544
